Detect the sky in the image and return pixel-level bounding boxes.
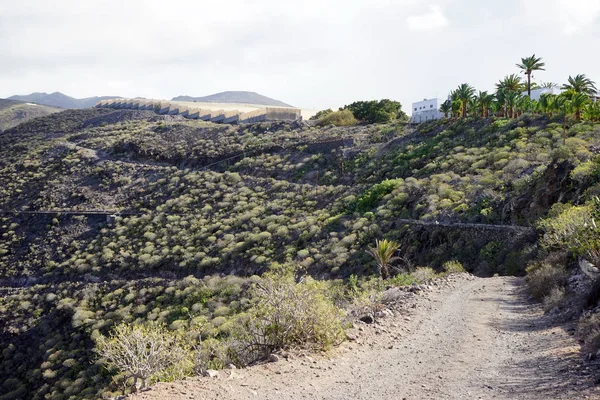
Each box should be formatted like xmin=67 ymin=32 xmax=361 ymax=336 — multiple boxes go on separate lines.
xmin=0 ymin=0 xmax=599 ymax=113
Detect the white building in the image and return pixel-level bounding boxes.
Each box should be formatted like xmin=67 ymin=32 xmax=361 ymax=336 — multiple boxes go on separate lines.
xmin=411 ymin=98 xmax=444 ymax=123
xmin=524 ymin=87 xmax=563 ymax=101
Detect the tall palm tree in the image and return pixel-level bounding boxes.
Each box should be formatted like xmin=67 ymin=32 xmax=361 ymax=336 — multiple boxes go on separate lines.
xmin=516 ymin=95 xmax=533 ymax=117
xmin=554 ymin=94 xmax=572 ymax=144
xmin=475 ymin=91 xmax=495 ymax=118
xmin=505 ymin=91 xmax=521 ymax=118
xmin=496 ymin=74 xmax=525 ymax=94
xmin=562 ymin=74 xmax=598 ymax=96
xmin=455 ymin=83 xmax=475 ymax=118
xmin=516 ymin=54 xmax=545 ymax=98
xmin=570 ymin=92 xmax=590 ymax=121
xmin=439 ymin=100 xmax=452 ymax=119
xmin=540 ymin=81 xmax=558 ymax=89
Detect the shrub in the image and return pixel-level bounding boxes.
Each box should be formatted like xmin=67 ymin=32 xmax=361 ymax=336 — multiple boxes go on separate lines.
xmin=411 ymin=267 xmax=437 ymax=282
xmin=95 ymin=323 xmax=193 ymax=390
xmin=231 ymin=266 xmax=345 ymax=364
xmin=525 ymin=262 xmax=568 ymax=301
xmin=442 ymin=260 xmax=465 ymax=274
xmin=318 ymin=110 xmax=357 ymax=127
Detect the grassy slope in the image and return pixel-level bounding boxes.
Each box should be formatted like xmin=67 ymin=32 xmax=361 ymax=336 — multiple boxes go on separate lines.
xmin=0 ymin=100 xmax=61 ymax=132
xmin=0 ymin=110 xmax=599 ymax=398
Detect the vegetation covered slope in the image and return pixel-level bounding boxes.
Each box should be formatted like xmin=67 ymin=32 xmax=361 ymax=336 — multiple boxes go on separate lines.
xmin=0 ymin=99 xmax=61 ymax=132
xmin=0 ymin=108 xmax=599 ymax=399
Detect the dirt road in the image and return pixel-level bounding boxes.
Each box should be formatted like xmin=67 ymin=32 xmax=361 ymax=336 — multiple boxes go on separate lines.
xmin=132 ymin=275 xmax=599 ymax=399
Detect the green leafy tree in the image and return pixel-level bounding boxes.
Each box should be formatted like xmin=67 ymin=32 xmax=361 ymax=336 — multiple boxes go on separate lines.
xmin=343 ymin=99 xmax=407 ymax=124
xmin=367 ymin=239 xmax=400 ymax=279
xmin=516 ymin=54 xmax=545 ymax=98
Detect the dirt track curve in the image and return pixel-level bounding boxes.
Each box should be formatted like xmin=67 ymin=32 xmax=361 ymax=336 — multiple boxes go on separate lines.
xmin=131 ymin=275 xmax=600 ymax=400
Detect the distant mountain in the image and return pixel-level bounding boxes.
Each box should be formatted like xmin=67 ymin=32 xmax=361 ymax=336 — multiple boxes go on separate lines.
xmin=8 ymin=92 xmax=121 ymax=109
xmin=171 ymin=91 xmax=293 ymax=107
xmin=0 ymin=98 xmax=61 ymax=132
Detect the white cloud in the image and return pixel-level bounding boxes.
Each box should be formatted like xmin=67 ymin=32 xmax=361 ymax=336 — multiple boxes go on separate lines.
xmin=406 ymin=5 xmax=448 ymax=31
xmin=517 ymin=0 xmax=600 ymax=34
xmin=0 ymin=0 xmax=599 ymax=112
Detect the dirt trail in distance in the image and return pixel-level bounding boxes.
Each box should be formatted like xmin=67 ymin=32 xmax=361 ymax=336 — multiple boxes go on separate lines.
xmin=131 ymin=275 xmax=600 ymax=400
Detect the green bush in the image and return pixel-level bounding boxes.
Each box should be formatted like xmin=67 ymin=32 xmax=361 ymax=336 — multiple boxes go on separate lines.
xmin=318 ymin=110 xmax=357 ymax=127
xmin=442 ymin=260 xmax=465 ymax=274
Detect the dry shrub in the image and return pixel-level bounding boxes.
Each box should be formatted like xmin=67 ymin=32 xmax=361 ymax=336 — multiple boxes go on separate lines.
xmin=543 ymin=287 xmax=566 ymax=312
xmin=95 ymin=323 xmax=193 ymax=390
xmin=231 ymin=266 xmax=345 ymax=364
xmin=411 ymin=267 xmax=437 ymax=283
xmin=578 ymin=312 xmax=600 ymax=352
xmin=525 ymin=262 xmax=569 ymax=300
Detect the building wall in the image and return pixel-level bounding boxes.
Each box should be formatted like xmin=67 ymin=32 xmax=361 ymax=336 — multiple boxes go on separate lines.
xmin=411 ymin=98 xmax=444 ymax=123
xmin=525 ymin=87 xmax=563 ymax=101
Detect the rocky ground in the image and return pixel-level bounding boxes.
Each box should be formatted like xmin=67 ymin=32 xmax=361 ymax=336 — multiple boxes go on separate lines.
xmin=129 ymin=275 xmax=600 ymax=400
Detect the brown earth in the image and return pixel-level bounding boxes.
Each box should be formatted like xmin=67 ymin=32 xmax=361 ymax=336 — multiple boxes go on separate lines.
xmin=130 ymin=275 xmax=600 ymax=400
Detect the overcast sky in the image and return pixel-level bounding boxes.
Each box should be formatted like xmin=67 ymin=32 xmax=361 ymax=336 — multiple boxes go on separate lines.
xmin=0 ymin=0 xmax=598 ymax=112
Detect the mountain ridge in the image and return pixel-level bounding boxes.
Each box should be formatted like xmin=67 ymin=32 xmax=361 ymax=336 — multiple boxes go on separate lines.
xmin=8 ymin=92 xmax=122 ymax=109
xmin=171 ymin=91 xmax=293 ymax=107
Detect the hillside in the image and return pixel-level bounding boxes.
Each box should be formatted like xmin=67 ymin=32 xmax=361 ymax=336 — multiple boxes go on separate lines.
xmin=0 ymin=99 xmax=61 ymax=132
xmin=0 ymin=109 xmax=599 ymax=398
xmin=8 ymin=92 xmax=122 ymax=109
xmin=171 ymin=91 xmax=293 ymax=107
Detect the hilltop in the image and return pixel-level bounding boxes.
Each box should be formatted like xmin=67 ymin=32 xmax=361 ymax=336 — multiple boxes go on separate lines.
xmin=171 ymin=91 xmax=293 ymax=107
xmin=0 ymin=108 xmax=599 ymax=398
xmin=0 ymin=98 xmax=61 ymax=132
xmin=8 ymin=92 xmax=122 ymax=109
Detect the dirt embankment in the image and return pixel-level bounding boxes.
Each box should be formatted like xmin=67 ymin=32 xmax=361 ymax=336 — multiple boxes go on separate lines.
xmin=131 ymin=275 xmax=600 ymax=400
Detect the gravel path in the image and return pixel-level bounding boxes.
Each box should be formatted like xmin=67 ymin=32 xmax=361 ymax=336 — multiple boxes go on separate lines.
xmin=131 ymin=275 xmax=599 ymax=400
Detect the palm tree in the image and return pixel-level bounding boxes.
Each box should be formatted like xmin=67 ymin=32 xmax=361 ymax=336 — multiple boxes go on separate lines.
xmin=439 ymin=100 xmax=452 ymax=118
xmin=455 ymin=83 xmax=475 ymax=118
xmin=554 ymin=94 xmax=572 ymax=144
xmin=540 ymin=81 xmax=558 ymax=89
xmin=516 ymin=95 xmax=533 ymax=117
xmin=539 ymin=93 xmax=557 ymax=117
xmin=367 ymin=239 xmax=400 ymax=279
xmin=583 ymin=102 xmax=600 ymax=122
xmin=570 ymin=92 xmax=590 ymax=121
xmin=505 ymin=91 xmax=521 ymax=118
xmin=562 ymin=74 xmax=598 ymax=96
xmin=496 ymin=74 xmax=524 ymax=94
xmin=475 ymin=91 xmax=495 ymax=118
xmin=516 ymin=54 xmax=545 ymax=98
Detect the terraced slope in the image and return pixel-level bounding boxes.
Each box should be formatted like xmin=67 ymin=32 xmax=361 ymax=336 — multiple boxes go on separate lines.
xmin=0 ymin=110 xmax=599 ymax=398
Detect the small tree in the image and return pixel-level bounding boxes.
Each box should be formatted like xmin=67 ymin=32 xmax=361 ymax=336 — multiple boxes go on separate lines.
xmin=367 ymin=239 xmax=400 ymax=279
xmin=95 ymin=323 xmax=191 ymax=391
